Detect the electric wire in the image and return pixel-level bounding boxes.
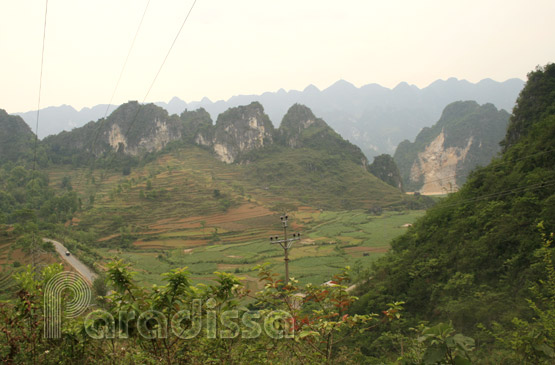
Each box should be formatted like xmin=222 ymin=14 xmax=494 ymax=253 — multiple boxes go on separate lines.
xmin=122 ymin=0 xmax=198 ymax=139
xmin=32 ymin=0 xmax=49 ymax=173
xmin=76 ymin=0 xmax=152 ymax=190
xmin=30 ymin=0 xmax=49 ymax=270
xmin=92 ymin=0 xmax=198 ymax=180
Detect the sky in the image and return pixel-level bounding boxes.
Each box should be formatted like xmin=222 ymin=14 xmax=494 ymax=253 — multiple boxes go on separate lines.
xmin=1 ymin=0 xmax=555 ymax=114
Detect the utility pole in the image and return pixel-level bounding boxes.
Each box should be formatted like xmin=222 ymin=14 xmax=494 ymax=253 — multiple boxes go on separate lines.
xmin=269 ymin=214 xmax=300 ymax=284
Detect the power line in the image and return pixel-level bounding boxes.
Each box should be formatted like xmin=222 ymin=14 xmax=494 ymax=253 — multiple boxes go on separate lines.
xmin=104 ymin=0 xmax=152 ymax=118
xmin=30 ymin=0 xmax=49 ymax=271
xmin=96 ymin=0 xmax=198 ymax=176
xmin=32 ymin=0 xmax=49 ymax=173
xmin=140 ymin=0 xmax=198 ymax=105
xmin=120 ymin=0 xmax=199 ymax=141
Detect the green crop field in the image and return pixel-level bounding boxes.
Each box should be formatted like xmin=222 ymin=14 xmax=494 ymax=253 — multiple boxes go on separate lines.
xmin=94 ymin=209 xmax=425 ymax=287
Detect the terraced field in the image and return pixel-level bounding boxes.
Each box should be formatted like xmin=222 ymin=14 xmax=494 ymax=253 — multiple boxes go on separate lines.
xmin=1 ymin=146 xmax=426 ymax=291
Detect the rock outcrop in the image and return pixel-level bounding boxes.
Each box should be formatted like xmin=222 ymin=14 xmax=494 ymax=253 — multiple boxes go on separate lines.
xmin=394 ymin=101 xmax=510 ymax=194
xmin=43 ymin=101 xmax=184 ymax=157
xmin=195 ymin=102 xmax=274 ymax=163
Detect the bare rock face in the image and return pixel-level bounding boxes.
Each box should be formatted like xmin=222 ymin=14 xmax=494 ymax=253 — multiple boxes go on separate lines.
xmin=409 ymin=130 xmax=473 ymax=194
xmin=44 ymin=101 xmax=184 ymax=158
xmin=102 ymin=102 xmax=182 ymax=156
xmin=394 ymin=101 xmax=510 ymax=194
xmin=197 ymin=102 xmax=274 ymax=163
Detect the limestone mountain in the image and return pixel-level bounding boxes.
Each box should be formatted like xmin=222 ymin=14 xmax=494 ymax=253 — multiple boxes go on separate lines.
xmin=368 ymin=154 xmax=403 ymax=191
xmin=44 ymin=101 xmax=184 ymax=162
xmin=278 ymin=103 xmax=329 ymax=148
xmin=195 ymin=102 xmax=274 ymax=163
xmin=0 ymin=109 xmax=35 ymax=163
xmin=34 ymin=100 xmax=410 ymax=210
xmin=15 ymin=78 xmax=524 ymax=158
xmin=275 ymin=104 xmax=368 ymax=167
xmin=394 ymin=101 xmax=510 ymax=194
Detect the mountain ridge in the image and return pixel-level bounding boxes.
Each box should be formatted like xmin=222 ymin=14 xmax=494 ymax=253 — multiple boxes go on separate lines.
xmin=13 ymin=78 xmax=524 ymax=159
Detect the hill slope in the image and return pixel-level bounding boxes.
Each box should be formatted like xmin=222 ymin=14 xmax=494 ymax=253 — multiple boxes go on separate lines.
xmin=353 ymin=64 xmax=555 ymax=347
xmin=0 ymin=109 xmax=35 ymax=163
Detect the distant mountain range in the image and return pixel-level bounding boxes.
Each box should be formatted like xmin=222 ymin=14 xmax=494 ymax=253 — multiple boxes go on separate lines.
xmin=14 ymin=77 xmax=524 ymax=158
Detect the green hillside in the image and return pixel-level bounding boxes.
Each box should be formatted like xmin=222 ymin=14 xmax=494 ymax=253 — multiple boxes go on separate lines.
xmin=353 ymin=64 xmax=555 ymax=362
xmin=0 ymin=109 xmax=35 ymax=163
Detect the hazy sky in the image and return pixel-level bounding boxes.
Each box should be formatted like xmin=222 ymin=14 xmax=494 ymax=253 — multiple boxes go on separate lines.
xmin=1 ymin=0 xmax=554 ymax=113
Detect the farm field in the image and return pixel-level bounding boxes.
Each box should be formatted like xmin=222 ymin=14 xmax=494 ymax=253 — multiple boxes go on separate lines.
xmin=95 ymin=209 xmax=425 ymax=288
xmin=1 ymin=146 xmax=426 ymax=297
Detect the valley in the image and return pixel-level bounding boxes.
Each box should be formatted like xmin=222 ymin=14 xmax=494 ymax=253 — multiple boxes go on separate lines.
xmin=37 ymin=146 xmax=425 ymax=289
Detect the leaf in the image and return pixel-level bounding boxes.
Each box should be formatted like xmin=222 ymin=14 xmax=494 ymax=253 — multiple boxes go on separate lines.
xmin=422 ymin=346 xmax=445 ymax=364
xmin=534 ymin=343 xmax=555 ymax=358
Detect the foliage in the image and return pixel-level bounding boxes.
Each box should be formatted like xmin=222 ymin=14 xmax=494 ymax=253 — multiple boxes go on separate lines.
xmin=0 ymin=261 xmax=403 ymax=364
xmin=478 ymin=225 xmax=555 ymax=363
xmin=368 ymin=154 xmax=404 ymax=191
xmin=0 ymin=164 xmax=79 ymax=225
xmin=352 ymin=63 xmax=555 ymax=360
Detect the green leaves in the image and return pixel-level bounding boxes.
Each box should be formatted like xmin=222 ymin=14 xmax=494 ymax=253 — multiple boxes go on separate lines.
xmin=417 ymin=322 xmax=475 ymax=364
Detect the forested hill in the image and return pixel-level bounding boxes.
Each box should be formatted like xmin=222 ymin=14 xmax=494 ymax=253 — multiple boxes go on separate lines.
xmin=352 ymin=64 xmax=555 ymax=359
xmin=394 ymin=101 xmax=510 ymax=193
xmin=0 ymin=109 xmax=35 ymax=163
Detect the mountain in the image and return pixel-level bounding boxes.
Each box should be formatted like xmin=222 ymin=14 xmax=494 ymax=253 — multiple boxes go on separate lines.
xmin=394 ymin=101 xmax=510 ymax=193
xmin=38 ymin=100 xmax=412 ymax=210
xmin=195 ymin=102 xmax=275 ymax=163
xmin=15 ymin=104 xmax=117 ymax=139
xmin=0 ymin=109 xmax=35 ymax=163
xmin=368 ymin=154 xmax=403 ymax=191
xmin=14 ymin=78 xmax=524 ymax=158
xmin=43 ymin=102 xmax=184 ymax=164
xmin=351 ymin=64 xmax=555 ymax=354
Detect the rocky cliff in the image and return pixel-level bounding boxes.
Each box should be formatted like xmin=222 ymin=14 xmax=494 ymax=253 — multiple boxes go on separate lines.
xmin=394 ymin=101 xmax=510 ymax=194
xmin=195 ymin=102 xmax=274 ymax=163
xmin=41 ymin=100 xmax=371 ymax=172
xmin=43 ymin=102 xmax=184 ymax=159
